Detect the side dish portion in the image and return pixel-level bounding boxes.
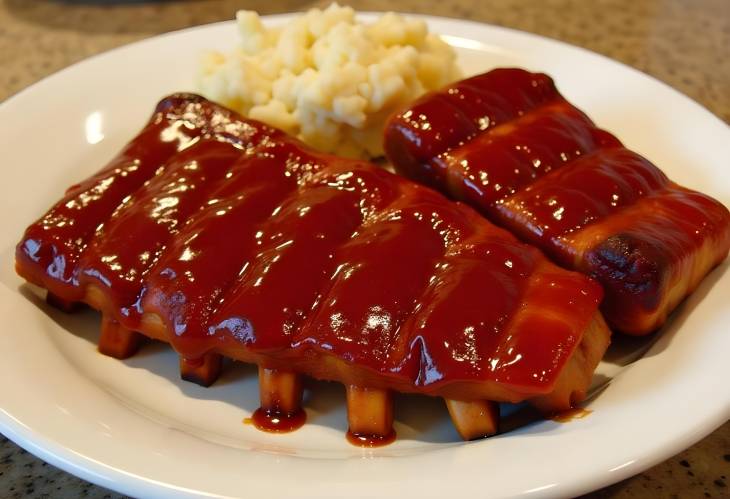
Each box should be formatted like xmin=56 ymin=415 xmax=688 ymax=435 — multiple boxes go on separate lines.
xmin=197 ymin=4 xmax=460 ymax=159
xmin=16 ymin=94 xmax=609 ymax=444
xmin=384 ymin=68 xmax=730 ymax=335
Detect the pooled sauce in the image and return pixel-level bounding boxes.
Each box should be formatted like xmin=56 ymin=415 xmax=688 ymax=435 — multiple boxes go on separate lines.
xmin=549 ymin=408 xmax=592 ymax=423
xmin=251 ymin=407 xmax=307 ymax=433
xmin=346 ymin=430 xmax=397 ymax=448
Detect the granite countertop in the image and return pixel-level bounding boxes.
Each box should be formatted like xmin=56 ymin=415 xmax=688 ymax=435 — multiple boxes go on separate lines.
xmin=0 ymin=0 xmax=728 ymax=497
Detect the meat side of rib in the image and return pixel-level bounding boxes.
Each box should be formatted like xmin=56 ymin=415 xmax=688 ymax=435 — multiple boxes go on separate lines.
xmin=16 ymin=93 xmax=610 ymax=413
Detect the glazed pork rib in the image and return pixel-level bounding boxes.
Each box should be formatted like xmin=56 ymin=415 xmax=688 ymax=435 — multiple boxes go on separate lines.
xmin=16 ymin=94 xmax=610 ymax=444
xmin=384 ymin=68 xmax=730 ymax=335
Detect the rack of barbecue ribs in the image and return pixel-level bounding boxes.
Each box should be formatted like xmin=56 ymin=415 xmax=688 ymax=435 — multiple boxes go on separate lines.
xmin=15 ymin=93 xmax=610 ymax=444
xmin=384 ymin=68 xmax=730 ymax=335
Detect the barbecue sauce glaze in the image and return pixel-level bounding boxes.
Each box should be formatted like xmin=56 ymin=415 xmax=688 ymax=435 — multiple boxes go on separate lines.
xmin=385 ymin=68 xmax=730 ymax=334
xmin=16 ymin=93 xmax=604 ymax=440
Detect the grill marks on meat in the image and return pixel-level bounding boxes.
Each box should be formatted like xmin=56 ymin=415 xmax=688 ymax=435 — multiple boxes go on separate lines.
xmin=16 ymin=93 xmax=609 ymax=444
xmin=385 ymin=68 xmax=730 ymax=335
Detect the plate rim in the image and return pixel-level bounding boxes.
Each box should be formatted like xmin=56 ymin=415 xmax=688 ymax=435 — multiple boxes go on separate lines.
xmin=1 ymin=12 xmax=729 ymax=499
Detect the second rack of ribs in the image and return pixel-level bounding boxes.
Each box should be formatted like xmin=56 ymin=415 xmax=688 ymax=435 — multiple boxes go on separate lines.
xmin=15 ymin=94 xmax=610 ymax=444
xmin=384 ymin=68 xmax=730 ymax=335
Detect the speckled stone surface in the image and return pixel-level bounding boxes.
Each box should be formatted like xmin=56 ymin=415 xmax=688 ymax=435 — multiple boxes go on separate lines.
xmin=0 ymin=0 xmax=728 ymax=498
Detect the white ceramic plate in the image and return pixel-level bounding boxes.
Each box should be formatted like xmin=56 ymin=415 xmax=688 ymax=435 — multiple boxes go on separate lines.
xmin=0 ymin=13 xmax=728 ymax=499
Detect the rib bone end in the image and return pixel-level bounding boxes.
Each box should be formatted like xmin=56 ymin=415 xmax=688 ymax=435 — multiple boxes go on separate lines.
xmin=47 ymin=292 xmax=81 ymax=313
xmin=252 ymin=367 xmax=306 ymax=433
xmin=98 ymin=315 xmax=142 ymax=359
xmin=445 ymin=399 xmax=499 ymax=441
xmin=179 ymin=353 xmax=223 ymax=387
xmin=346 ymin=385 xmax=395 ymax=446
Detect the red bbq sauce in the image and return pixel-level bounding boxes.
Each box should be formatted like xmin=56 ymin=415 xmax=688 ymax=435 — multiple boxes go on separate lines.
xmin=17 ymin=93 xmax=602 ymax=393
xmin=16 ymin=93 xmax=613 ymax=446
xmin=549 ymin=408 xmax=592 ymax=423
xmin=384 ymin=68 xmax=730 ymax=334
xmin=346 ymin=430 xmax=397 ymax=448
